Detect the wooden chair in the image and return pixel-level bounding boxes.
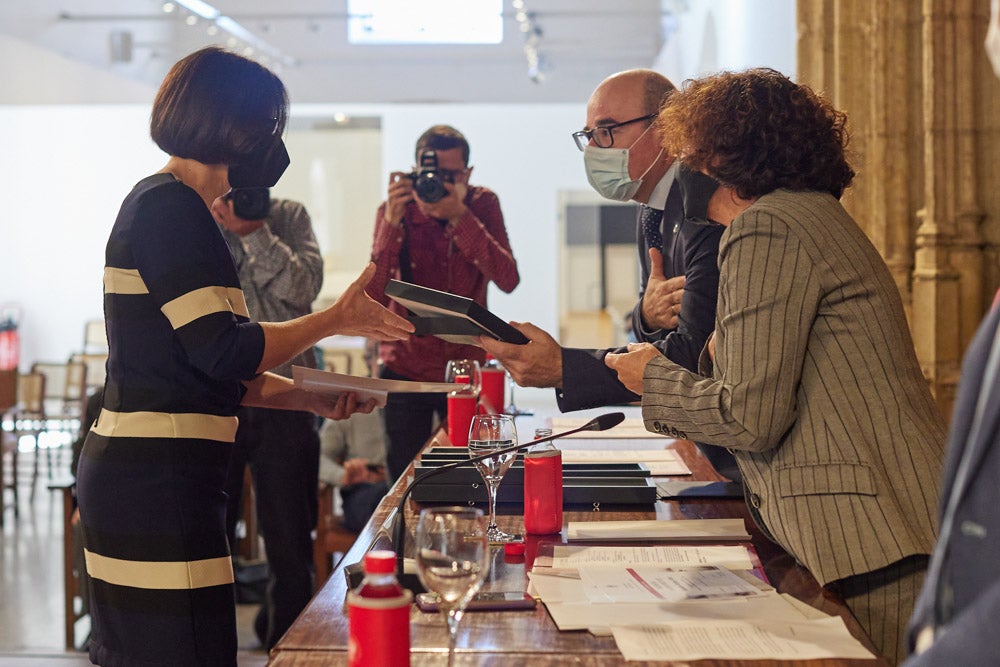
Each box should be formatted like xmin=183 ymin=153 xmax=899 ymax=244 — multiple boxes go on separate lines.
xmin=83 ymin=319 xmax=107 ymax=354
xmin=50 ymin=478 xmax=89 ymax=650
xmin=6 ymin=371 xmax=47 ymax=504
xmin=32 ymin=360 xmax=87 ymax=435
xmin=313 ymin=482 xmax=359 ymax=591
xmin=71 ymin=352 xmax=107 ymax=397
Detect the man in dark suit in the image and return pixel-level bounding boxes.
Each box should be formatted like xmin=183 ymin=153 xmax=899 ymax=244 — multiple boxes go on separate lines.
xmin=485 ymin=69 xmax=739 ymax=481
xmin=903 ymin=292 xmax=1000 ymax=665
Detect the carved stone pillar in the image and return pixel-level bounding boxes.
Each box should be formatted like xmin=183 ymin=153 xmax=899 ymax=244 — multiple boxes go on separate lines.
xmin=797 ymin=0 xmax=996 ymax=418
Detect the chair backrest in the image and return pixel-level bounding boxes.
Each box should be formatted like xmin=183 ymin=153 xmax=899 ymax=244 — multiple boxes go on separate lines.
xmin=30 ymin=362 xmax=67 ymax=402
xmin=83 ymin=319 xmax=108 ymax=354
xmin=16 ymin=372 xmax=45 ymax=415
xmin=63 ymin=360 xmax=87 ymax=403
xmin=70 ymin=353 xmax=107 ymax=393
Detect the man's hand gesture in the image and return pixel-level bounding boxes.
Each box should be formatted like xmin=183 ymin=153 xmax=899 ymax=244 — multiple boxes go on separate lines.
xmin=640 ymin=247 xmax=685 ymax=331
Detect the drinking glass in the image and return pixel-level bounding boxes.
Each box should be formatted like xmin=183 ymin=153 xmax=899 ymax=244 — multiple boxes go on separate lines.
xmin=415 ymin=507 xmax=489 ymax=664
xmin=505 ymin=370 xmax=534 ymax=416
xmin=467 ymin=414 xmax=519 ymax=543
xmin=444 ymin=358 xmax=482 ymax=398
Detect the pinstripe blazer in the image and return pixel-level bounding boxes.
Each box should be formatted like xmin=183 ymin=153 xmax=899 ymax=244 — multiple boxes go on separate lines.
xmin=642 ymin=189 xmax=946 ymax=585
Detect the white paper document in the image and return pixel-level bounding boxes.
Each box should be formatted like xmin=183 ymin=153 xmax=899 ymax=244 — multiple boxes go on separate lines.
xmin=534 ymin=545 xmax=755 ymax=571
xmin=579 ymin=566 xmax=765 ymax=603
xmin=551 ymin=417 xmax=657 ymax=439
xmin=560 ymin=449 xmax=690 ymax=475
xmin=292 ymin=366 xmax=458 ymax=408
xmin=536 ymin=590 xmax=817 ymax=634
xmin=566 ymin=518 xmax=751 ymax=542
xmin=611 ymin=617 xmax=876 ymax=662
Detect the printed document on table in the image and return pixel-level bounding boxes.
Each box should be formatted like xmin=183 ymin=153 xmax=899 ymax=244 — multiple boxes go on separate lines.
xmin=567 ymin=518 xmax=751 ymax=542
xmin=537 ymin=591 xmax=818 ymax=634
xmin=579 ymin=565 xmax=765 ymax=603
xmin=533 ymin=545 xmax=755 ymax=571
xmin=611 ymin=617 xmax=875 ymax=662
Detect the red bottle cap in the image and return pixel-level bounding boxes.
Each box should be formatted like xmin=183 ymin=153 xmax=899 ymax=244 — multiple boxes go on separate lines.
xmin=364 ymin=550 xmax=396 ymax=574
xmin=504 ymin=541 xmax=526 ymax=557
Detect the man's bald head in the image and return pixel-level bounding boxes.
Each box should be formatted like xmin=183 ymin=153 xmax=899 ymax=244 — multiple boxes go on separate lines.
xmin=592 ymin=69 xmax=676 ymax=118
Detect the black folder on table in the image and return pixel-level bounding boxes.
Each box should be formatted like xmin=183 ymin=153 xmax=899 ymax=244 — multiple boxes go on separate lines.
xmin=385 ymin=279 xmax=528 ymax=345
xmin=410 ymin=448 xmax=657 ymax=506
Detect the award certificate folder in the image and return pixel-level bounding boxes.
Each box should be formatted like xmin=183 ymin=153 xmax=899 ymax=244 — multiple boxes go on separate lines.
xmin=292 ymin=366 xmax=458 ymax=408
xmin=385 ymin=279 xmax=529 ymax=345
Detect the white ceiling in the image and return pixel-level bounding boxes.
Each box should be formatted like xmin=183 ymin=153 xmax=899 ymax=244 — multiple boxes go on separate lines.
xmin=0 ymin=0 xmax=669 ymax=104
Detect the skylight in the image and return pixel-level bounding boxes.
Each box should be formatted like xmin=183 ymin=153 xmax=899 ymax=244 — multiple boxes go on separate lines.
xmin=347 ymin=0 xmax=503 ymax=45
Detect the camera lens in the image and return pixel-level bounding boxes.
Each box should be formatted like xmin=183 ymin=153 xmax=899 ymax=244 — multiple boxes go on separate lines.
xmin=230 ymin=187 xmax=271 ymax=220
xmin=414 ymin=174 xmax=447 ymax=203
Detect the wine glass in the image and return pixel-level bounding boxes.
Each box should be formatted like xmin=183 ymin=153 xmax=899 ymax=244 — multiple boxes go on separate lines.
xmin=444 ymin=358 xmax=482 ymax=398
xmin=505 ymin=370 xmax=534 ymax=416
xmin=467 ymin=414 xmax=520 ymax=543
xmin=415 ymin=507 xmax=489 ymax=663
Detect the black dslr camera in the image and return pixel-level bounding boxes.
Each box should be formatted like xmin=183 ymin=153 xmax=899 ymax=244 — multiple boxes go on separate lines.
xmin=226 ymin=187 xmax=271 ymax=220
xmin=407 ymin=150 xmax=453 ymax=203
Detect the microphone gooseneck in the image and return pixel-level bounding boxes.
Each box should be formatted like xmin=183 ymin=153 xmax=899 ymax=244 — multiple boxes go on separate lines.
xmin=391 ymin=412 xmax=625 ymax=583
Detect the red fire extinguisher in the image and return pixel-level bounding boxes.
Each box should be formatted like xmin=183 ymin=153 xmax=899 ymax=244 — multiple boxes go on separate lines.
xmin=0 ymin=308 xmax=20 ymax=371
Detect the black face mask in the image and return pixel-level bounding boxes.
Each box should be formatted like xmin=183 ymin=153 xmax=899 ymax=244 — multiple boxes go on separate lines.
xmin=226 ymin=137 xmax=289 ymax=220
xmin=228 ymin=136 xmax=290 ymax=189
xmin=676 ymin=165 xmax=721 ymax=224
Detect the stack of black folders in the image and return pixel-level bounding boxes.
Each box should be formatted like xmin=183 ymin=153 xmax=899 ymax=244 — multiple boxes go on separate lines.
xmin=411 ymin=447 xmax=657 ymax=507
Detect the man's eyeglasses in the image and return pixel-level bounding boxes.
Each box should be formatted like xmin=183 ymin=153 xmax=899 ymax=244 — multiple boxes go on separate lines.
xmin=571 ymin=113 xmax=657 ymax=151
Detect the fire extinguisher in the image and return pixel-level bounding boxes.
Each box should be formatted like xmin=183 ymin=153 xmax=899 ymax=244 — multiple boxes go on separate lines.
xmin=0 ymin=308 xmax=20 ymax=371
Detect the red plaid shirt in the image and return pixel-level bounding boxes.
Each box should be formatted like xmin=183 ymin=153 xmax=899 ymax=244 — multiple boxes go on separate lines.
xmin=368 ymin=185 xmax=520 ymax=381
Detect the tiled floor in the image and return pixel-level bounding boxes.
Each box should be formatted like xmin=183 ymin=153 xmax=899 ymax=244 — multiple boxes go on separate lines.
xmin=0 ymin=442 xmax=267 ymax=666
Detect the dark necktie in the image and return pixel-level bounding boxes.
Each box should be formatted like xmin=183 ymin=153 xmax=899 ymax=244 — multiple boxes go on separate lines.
xmin=640 ymin=205 xmax=664 ymax=252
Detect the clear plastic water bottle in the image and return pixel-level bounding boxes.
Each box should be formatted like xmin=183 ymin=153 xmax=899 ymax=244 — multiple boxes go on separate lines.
xmin=523 ymin=428 xmax=563 ymax=534
xmin=347 ymin=550 xmax=412 ymax=666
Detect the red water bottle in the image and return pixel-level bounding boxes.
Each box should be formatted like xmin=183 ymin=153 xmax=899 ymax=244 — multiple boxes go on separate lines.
xmin=347 ymin=550 xmax=412 ymax=666
xmin=524 ymin=428 xmax=563 ymax=534
xmin=447 ymin=374 xmax=476 ymax=447
xmin=480 ymin=354 xmax=505 ymax=415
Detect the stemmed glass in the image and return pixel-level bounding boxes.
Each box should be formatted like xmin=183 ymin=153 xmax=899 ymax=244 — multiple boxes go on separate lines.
xmin=505 ymin=369 xmax=534 ymax=416
xmin=444 ymin=358 xmax=482 ymax=397
xmin=415 ymin=507 xmax=489 ymax=664
xmin=467 ymin=414 xmax=520 ymax=543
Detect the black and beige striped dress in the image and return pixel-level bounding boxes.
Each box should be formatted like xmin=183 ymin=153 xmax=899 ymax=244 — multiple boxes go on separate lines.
xmin=77 ymin=173 xmax=265 ymax=666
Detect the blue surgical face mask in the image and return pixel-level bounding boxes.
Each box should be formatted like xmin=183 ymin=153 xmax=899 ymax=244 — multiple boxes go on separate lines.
xmin=582 ymin=122 xmax=661 ymax=202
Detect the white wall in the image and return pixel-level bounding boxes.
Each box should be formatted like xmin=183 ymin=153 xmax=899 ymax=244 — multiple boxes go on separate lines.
xmin=0 ymin=102 xmax=590 ymax=372
xmin=0 ymin=0 xmax=796 ymax=377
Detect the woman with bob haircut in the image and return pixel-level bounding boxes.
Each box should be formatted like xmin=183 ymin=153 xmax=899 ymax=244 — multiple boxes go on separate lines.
xmin=605 ymin=68 xmax=946 ymax=664
xmin=76 ymin=47 xmax=412 ymax=666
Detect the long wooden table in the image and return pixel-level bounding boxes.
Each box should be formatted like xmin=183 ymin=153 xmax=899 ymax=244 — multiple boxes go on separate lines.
xmin=270 ymin=410 xmax=888 ymax=666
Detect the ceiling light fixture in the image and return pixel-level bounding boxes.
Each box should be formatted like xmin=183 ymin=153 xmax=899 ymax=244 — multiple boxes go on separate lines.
xmin=167 ymin=0 xmax=296 ymax=68
xmin=511 ymin=0 xmax=546 ymax=84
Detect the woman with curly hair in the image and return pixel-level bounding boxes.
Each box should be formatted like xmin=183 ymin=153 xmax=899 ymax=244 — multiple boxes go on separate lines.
xmin=605 ymin=68 xmax=945 ymax=664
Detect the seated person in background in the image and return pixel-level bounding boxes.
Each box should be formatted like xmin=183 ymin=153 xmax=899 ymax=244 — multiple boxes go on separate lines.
xmin=319 ymin=408 xmax=389 ymax=533
xmin=603 ymin=68 xmax=945 ymax=665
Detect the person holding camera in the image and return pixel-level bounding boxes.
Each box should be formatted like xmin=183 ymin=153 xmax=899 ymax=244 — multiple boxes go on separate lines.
xmin=367 ymin=125 xmax=520 ymax=481
xmin=212 ymin=195 xmax=323 ymax=650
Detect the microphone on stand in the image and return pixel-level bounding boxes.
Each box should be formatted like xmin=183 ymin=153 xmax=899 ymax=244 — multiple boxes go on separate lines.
xmin=386 ymin=411 xmax=626 ymax=592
